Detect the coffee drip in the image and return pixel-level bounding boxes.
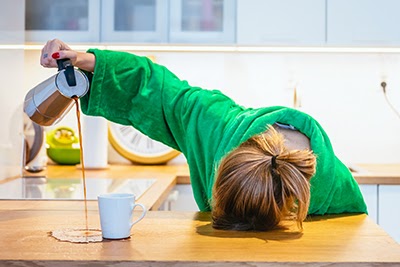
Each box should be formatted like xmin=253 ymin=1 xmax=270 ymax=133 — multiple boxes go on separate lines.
xmin=24 ymin=59 xmax=101 ymax=243
xmin=73 ymin=97 xmax=89 ymax=232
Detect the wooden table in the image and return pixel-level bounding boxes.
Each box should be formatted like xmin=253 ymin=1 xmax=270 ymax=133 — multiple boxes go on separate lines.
xmin=0 ymin=200 xmax=400 ymax=266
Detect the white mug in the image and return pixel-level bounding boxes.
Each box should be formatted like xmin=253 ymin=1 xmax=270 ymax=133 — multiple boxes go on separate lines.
xmin=97 ymin=193 xmax=146 ymax=239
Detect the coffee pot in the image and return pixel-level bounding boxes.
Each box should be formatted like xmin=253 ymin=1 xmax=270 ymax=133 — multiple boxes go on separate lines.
xmin=24 ymin=59 xmax=89 ymax=126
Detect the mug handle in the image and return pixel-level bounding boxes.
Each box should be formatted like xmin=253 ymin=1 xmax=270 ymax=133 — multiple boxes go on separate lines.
xmin=130 ymin=203 xmax=147 ymax=228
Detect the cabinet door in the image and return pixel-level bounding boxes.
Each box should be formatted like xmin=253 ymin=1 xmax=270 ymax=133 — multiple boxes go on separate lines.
xmin=378 ymin=185 xmax=400 ymax=243
xmin=101 ymin=0 xmax=168 ymax=43
xmin=237 ymin=0 xmax=325 ymax=45
xmin=0 ymin=0 xmax=25 ymax=180
xmin=169 ymin=0 xmax=235 ymax=44
xmin=327 ymin=0 xmax=400 ymax=46
xmin=160 ymin=185 xmax=199 ymax=211
xmin=25 ymin=0 xmax=100 ymax=43
xmin=358 ymin=184 xmax=378 ymax=223
xmin=0 ymin=0 xmax=24 ymax=43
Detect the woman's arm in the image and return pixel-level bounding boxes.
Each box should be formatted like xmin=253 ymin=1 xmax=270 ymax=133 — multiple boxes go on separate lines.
xmin=79 ymin=48 xmax=240 ymax=153
xmin=40 ymin=39 xmax=238 ymax=155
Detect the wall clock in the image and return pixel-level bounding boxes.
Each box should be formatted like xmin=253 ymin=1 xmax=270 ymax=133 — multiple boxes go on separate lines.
xmin=108 ymin=122 xmax=180 ymax=165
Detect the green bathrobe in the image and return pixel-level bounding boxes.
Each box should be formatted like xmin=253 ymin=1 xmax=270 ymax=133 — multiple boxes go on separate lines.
xmin=80 ymin=49 xmax=367 ymax=215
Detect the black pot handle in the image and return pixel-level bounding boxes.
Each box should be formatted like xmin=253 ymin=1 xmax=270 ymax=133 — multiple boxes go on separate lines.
xmin=57 ymin=58 xmax=77 ymax=87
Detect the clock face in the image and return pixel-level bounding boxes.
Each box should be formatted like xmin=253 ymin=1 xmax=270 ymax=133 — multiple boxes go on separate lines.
xmin=108 ymin=122 xmax=180 ymax=164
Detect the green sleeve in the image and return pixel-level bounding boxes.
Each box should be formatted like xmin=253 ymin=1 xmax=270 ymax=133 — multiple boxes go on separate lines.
xmin=79 ymin=49 xmax=244 ymax=210
xmin=81 ymin=49 xmax=237 ymax=151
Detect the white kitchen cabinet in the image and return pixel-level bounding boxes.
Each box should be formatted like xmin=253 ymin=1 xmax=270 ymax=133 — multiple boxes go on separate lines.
xmin=358 ymin=184 xmax=378 ymax=223
xmin=104 ymin=0 xmax=236 ymax=44
xmin=378 ymin=185 xmax=400 ymax=243
xmin=327 ymin=0 xmax=400 ymax=46
xmin=23 ymin=0 xmax=400 ymax=46
xmin=169 ymin=0 xmax=235 ymax=44
xmin=237 ymin=0 xmax=325 ymax=45
xmin=160 ymin=185 xmax=199 ymax=211
xmin=25 ymin=0 xmax=100 ymax=43
xmin=101 ymin=0 xmax=168 ymax=43
xmin=0 ymin=0 xmax=24 ymax=44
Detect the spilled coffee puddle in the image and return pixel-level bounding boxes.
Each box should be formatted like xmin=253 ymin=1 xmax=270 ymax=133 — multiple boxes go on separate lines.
xmin=51 ymin=229 xmax=102 ymax=243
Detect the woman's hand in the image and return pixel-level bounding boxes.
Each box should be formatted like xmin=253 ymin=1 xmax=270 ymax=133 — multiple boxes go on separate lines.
xmin=40 ymin=39 xmax=95 ymax=72
xmin=40 ymin=39 xmax=75 ymax=67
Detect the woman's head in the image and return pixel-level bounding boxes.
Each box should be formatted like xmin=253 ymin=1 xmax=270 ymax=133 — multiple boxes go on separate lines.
xmin=212 ymin=126 xmax=316 ymax=231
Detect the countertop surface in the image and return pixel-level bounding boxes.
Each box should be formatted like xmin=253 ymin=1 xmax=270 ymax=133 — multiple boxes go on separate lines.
xmin=5 ymin=164 xmax=190 ymax=210
xmin=2 ymin=163 xmax=400 ymax=209
xmin=40 ymin=163 xmax=400 ymax=184
xmin=1 ymin=164 xmax=400 ymax=266
xmin=0 ymin=201 xmax=400 ymax=266
xmin=351 ymin=163 xmax=400 ymax=184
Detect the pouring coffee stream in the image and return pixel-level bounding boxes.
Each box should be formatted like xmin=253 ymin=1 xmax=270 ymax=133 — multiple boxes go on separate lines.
xmin=73 ymin=96 xmax=89 ymax=232
xmin=24 ymin=59 xmax=92 ymax=236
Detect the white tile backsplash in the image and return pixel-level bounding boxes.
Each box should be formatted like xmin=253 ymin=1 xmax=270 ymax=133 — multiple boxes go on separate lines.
xmin=19 ymin=49 xmax=400 ymax=168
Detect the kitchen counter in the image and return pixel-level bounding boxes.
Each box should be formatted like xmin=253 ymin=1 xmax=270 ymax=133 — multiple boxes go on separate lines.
xmin=41 ymin=163 xmax=190 ymax=210
xmin=2 ymin=163 xmax=399 ymax=210
xmin=171 ymin=163 xmax=400 ymax=185
xmin=0 ymin=200 xmax=400 ymax=266
xmin=352 ymin=164 xmax=400 ymax=184
xmin=2 ymin=163 xmax=400 ymax=209
xmin=1 ymin=164 xmax=400 ymax=265
xmin=16 ymin=163 xmax=400 ymax=185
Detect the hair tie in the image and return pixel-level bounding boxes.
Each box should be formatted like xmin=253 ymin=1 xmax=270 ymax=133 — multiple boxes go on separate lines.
xmin=271 ymin=155 xmax=278 ymax=169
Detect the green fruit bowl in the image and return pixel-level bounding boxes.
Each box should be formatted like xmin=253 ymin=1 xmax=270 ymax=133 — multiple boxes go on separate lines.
xmin=47 ymin=148 xmax=81 ymax=165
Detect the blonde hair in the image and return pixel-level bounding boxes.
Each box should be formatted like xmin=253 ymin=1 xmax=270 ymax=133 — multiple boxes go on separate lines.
xmin=212 ymin=126 xmax=316 ymax=231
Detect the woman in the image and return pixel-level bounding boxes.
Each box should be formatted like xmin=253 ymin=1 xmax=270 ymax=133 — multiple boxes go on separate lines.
xmin=41 ymin=39 xmax=367 ymax=231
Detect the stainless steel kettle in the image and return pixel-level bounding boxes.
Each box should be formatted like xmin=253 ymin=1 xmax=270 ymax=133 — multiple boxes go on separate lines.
xmin=24 ymin=59 xmax=89 ymax=126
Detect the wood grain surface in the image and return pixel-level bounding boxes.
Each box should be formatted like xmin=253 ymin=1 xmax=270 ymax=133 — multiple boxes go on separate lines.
xmin=0 ymin=201 xmax=399 ymax=266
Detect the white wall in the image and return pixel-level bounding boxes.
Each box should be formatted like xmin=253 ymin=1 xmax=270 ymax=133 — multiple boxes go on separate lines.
xmin=23 ymin=49 xmax=400 ymax=165
xmin=0 ymin=50 xmax=25 ymax=179
xmin=0 ymin=0 xmax=25 ymax=180
xmin=156 ymin=52 xmax=400 ymax=164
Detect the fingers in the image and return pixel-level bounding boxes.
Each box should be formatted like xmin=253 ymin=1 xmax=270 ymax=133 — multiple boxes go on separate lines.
xmin=40 ymin=39 xmax=61 ymax=68
xmin=40 ymin=39 xmax=75 ymax=68
xmin=52 ymin=50 xmax=78 ymax=63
